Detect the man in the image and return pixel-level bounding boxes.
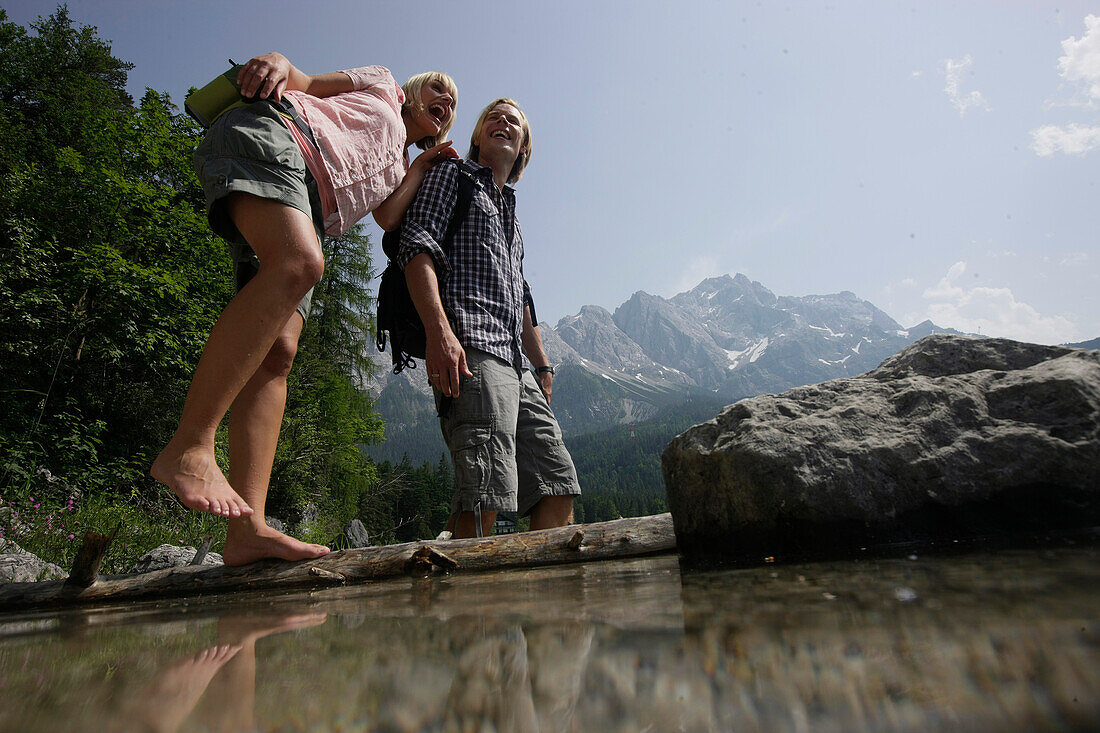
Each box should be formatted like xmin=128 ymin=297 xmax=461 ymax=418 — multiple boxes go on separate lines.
xmin=397 ymin=98 xmax=580 ymax=539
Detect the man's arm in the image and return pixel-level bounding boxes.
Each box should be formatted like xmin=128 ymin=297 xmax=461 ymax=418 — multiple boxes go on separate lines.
xmin=236 ymin=52 xmax=355 ymax=101
xmin=405 ymin=254 xmax=471 ymax=397
xmin=398 ymin=163 xmax=470 ymax=395
xmin=522 ymin=304 xmax=554 ymax=404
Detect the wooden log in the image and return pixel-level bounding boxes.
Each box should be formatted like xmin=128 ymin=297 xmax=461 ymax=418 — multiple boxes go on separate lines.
xmin=0 ymin=514 xmax=676 ymax=612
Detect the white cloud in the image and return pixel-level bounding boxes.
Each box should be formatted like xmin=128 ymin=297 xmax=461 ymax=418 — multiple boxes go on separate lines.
xmin=1059 ymin=251 xmax=1090 ymax=266
xmin=1029 ymin=122 xmax=1100 ymax=155
xmin=942 ymin=55 xmax=991 ymax=116
xmin=1030 ymin=15 xmax=1100 ymax=156
xmin=1058 ymin=14 xmax=1100 ymax=105
xmin=913 ymin=262 xmax=1078 ymax=344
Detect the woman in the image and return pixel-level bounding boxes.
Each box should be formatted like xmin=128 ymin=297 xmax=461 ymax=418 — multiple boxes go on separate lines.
xmin=151 ymin=53 xmax=458 ymax=565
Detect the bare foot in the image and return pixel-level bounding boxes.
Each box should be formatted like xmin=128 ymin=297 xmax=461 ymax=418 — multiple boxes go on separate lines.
xmin=117 ymin=644 xmax=241 ymax=733
xmin=217 ymin=613 xmax=328 ymax=645
xmin=151 ymin=442 xmax=253 ymax=518
xmin=222 ymin=523 xmax=329 ymax=566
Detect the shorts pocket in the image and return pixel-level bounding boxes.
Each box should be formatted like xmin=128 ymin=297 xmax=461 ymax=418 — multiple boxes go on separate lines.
xmin=450 ymin=419 xmax=493 ymax=494
xmin=534 ymin=438 xmax=578 ymax=488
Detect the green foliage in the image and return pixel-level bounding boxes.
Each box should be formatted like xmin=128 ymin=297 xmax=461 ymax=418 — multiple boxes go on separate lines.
xmin=0 ymin=7 xmax=229 ymax=505
xmin=367 ymin=456 xmax=454 ymax=543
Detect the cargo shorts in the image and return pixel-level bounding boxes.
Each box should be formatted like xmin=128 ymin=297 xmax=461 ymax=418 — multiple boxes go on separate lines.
xmin=438 ymin=348 xmax=581 ymax=516
xmin=193 ymin=100 xmax=324 ymax=322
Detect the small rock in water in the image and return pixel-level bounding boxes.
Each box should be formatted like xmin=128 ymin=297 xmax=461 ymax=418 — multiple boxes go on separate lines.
xmin=894 ymin=586 xmax=919 ymax=603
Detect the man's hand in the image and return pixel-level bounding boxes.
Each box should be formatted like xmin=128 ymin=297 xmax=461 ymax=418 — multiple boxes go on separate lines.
xmin=537 ymin=370 xmax=553 ymax=404
xmin=237 ymin=52 xmax=294 ymax=102
xmin=426 ymin=328 xmax=472 ymax=397
xmin=410 ymin=141 xmax=460 ymax=176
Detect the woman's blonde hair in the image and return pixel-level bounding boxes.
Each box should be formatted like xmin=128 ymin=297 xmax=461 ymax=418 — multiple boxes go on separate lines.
xmin=467 ymin=98 xmax=531 ymax=184
xmin=402 ymin=71 xmax=458 ymax=150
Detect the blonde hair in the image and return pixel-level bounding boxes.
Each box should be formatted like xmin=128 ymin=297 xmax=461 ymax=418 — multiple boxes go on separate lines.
xmin=401 ymin=71 xmax=458 ymax=150
xmin=467 ymin=98 xmax=531 ymax=184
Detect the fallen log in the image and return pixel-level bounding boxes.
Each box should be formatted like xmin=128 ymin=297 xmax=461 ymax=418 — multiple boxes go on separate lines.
xmin=0 ymin=514 xmax=676 ymax=612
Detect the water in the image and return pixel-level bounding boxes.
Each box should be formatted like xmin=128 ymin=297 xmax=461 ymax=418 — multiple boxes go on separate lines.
xmin=0 ymin=546 xmax=1096 ymax=731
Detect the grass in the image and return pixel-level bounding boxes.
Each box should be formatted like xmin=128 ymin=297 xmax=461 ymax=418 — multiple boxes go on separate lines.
xmin=1 ymin=487 xmax=229 ymax=576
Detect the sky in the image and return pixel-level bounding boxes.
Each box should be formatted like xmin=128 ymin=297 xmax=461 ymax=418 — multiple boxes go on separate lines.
xmin=6 ymin=1 xmax=1099 ymax=344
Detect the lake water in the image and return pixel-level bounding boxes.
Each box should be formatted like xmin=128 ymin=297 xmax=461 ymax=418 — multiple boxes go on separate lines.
xmin=0 ymin=544 xmax=1097 ymax=731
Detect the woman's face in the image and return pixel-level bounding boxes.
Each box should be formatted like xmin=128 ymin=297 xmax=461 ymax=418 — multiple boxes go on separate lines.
xmin=412 ymin=79 xmax=455 ymax=139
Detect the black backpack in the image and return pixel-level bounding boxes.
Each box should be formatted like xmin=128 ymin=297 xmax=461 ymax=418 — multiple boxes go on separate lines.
xmin=375 ymin=164 xmax=476 ymax=374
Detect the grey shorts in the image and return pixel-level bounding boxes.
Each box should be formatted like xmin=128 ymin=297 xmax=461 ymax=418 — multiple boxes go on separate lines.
xmin=193 ymin=101 xmax=324 ymax=322
xmin=439 ymin=348 xmax=581 ymax=516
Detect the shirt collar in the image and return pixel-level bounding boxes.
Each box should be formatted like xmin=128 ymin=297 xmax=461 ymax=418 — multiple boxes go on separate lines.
xmin=462 ymin=159 xmax=516 ymax=197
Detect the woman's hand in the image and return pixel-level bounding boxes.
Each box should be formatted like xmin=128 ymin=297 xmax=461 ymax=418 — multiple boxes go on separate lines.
xmin=237 ymin=52 xmax=295 ymax=102
xmin=410 ymin=141 xmax=460 ymax=176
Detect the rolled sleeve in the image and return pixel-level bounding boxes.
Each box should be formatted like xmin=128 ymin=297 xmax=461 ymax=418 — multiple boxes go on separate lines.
xmin=396 ymin=161 xmax=459 ymax=280
xmin=341 ymin=65 xmax=400 ymax=95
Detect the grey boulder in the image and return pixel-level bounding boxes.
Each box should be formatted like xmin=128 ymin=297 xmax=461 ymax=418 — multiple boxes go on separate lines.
xmin=0 ymin=540 xmax=68 ymax=583
xmin=662 ymin=335 xmax=1100 ymax=560
xmin=343 ymin=519 xmax=371 ymax=548
xmin=129 ymin=544 xmax=224 ymax=573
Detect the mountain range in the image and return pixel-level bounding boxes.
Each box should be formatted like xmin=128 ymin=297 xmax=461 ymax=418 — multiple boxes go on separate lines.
xmin=367 ymin=273 xmax=964 ymax=465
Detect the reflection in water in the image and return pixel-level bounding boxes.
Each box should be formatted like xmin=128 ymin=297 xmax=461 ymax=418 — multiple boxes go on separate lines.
xmin=109 ymin=613 xmax=327 ymax=732
xmin=0 ymin=548 xmax=1096 ymax=731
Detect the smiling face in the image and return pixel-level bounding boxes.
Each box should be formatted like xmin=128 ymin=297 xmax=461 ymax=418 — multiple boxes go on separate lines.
xmin=468 ymin=98 xmax=532 ymax=184
xmin=418 ymin=79 xmax=455 ymax=137
xmin=401 ymin=72 xmax=457 ymax=149
xmin=477 ymin=103 xmax=524 ymax=161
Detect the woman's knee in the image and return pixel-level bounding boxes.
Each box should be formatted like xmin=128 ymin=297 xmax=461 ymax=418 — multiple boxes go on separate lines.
xmin=259 ymin=332 xmax=301 ymax=378
xmin=285 ymin=246 xmax=325 ymax=293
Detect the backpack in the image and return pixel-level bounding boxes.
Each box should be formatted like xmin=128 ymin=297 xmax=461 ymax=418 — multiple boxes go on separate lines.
xmin=375 ymin=163 xmax=477 ymax=374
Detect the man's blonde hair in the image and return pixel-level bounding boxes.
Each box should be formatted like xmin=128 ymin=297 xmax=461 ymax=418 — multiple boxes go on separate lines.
xmin=467 ymin=98 xmax=531 ymax=184
xmin=402 ymin=71 xmax=458 ymax=150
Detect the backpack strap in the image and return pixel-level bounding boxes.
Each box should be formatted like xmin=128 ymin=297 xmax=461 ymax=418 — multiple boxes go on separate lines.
xmin=381 ymin=160 xmax=476 ymax=262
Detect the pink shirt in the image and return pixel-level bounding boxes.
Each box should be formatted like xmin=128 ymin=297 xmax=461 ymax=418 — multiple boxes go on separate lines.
xmin=284 ymin=66 xmax=408 ymax=236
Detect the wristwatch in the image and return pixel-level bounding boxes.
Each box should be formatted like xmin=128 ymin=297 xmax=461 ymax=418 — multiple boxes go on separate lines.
xmin=534 ymin=365 xmax=555 ymax=375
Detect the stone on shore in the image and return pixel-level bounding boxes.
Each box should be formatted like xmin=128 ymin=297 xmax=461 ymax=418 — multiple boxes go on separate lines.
xmin=0 ymin=540 xmax=68 ymax=583
xmin=129 ymin=544 xmax=224 ymax=573
xmin=662 ymin=335 xmax=1100 ymax=560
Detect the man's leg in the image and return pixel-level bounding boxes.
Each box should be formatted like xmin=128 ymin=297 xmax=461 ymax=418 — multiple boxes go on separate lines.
xmin=516 ymin=370 xmax=580 ymax=530
xmin=529 ymin=496 xmax=574 ymax=531
xmin=442 ymin=351 xmax=520 ymax=540
xmin=151 ymin=193 xmax=324 ymax=519
xmin=222 ymin=314 xmax=329 ymax=566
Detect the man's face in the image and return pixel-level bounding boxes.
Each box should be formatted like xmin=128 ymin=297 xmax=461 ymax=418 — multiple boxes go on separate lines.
xmin=477 ymin=103 xmax=525 ymax=167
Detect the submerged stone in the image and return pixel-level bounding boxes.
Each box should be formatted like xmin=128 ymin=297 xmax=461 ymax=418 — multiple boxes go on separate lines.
xmin=662 ymin=335 xmax=1100 ymax=560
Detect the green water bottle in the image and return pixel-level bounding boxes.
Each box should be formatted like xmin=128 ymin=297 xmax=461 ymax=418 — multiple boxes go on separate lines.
xmin=184 ymin=60 xmax=256 ymax=128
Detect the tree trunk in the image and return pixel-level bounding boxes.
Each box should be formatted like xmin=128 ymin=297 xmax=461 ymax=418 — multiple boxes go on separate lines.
xmin=0 ymin=514 xmax=676 ymax=612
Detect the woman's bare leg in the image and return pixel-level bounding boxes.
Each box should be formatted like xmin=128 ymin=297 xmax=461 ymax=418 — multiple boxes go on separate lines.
xmin=152 ymin=193 xmax=323 ymax=519
xmin=221 ymin=315 xmax=328 ymax=566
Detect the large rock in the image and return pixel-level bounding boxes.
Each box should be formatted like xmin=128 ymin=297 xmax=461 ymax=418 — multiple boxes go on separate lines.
xmin=662 ymin=335 xmax=1100 ymax=560
xmin=0 ymin=540 xmax=68 ymax=583
xmin=129 ymin=544 xmax=224 ymax=573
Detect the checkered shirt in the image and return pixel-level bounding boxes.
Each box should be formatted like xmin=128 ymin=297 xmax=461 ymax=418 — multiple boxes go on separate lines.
xmin=396 ymin=159 xmax=533 ymax=370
